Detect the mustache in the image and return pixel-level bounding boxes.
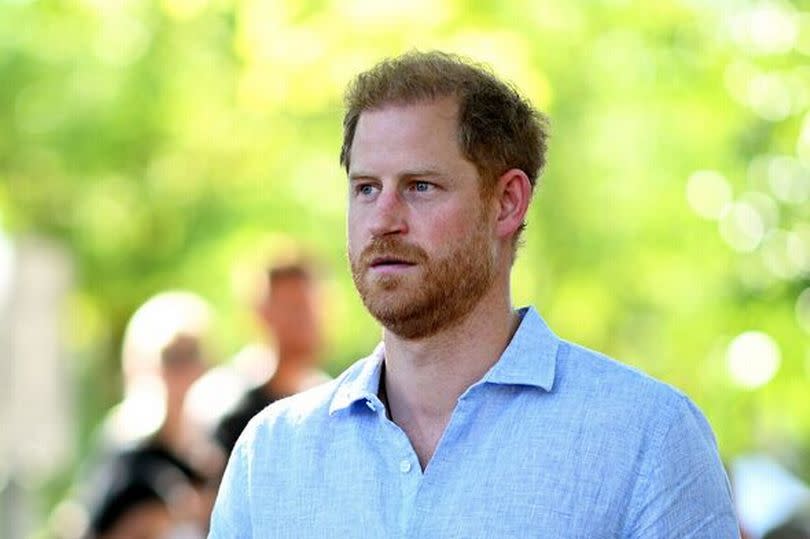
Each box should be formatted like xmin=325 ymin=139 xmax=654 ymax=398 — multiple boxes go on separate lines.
xmin=358 ymin=237 xmax=428 ymax=266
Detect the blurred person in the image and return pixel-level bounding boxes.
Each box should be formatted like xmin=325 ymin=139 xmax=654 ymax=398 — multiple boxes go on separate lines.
xmin=83 ymin=442 xmax=205 ymax=539
xmin=760 ymin=501 xmax=810 ymax=539
xmin=733 ymin=453 xmax=810 ymax=538
xmin=210 ymin=52 xmax=738 ymax=537
xmin=764 ymin=523 xmax=810 ymax=539
xmin=68 ymin=291 xmax=216 ymax=539
xmin=211 ymin=255 xmax=330 ymax=456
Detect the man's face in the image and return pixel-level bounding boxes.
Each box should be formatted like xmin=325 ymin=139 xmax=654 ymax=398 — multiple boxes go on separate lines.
xmin=263 ymin=276 xmax=322 ymax=361
xmin=347 ymin=97 xmax=497 ymax=339
xmin=160 ymin=334 xmax=206 ymax=405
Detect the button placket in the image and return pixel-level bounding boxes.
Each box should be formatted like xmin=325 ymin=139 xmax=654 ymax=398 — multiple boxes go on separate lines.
xmin=378 ymin=419 xmax=422 ymax=536
xmin=407 ymin=396 xmax=475 ymax=538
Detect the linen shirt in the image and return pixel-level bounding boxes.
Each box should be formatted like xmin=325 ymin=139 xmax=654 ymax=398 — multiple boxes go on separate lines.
xmin=209 ymin=307 xmax=739 ymax=538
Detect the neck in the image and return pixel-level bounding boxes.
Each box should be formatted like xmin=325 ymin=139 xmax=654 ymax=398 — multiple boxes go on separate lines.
xmin=380 ymin=276 xmax=520 ymax=467
xmin=157 ymin=406 xmax=185 ymax=454
xmin=264 ymin=347 xmax=313 ymax=397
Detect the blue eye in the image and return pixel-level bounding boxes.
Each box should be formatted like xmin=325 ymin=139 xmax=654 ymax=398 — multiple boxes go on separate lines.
xmin=356 ymin=184 xmax=375 ymax=196
xmin=414 ymin=181 xmax=431 ymax=192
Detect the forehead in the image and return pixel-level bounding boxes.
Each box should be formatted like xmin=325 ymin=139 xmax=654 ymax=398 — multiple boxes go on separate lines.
xmin=268 ymin=274 xmax=316 ymax=300
xmin=349 ymin=97 xmax=468 ymax=173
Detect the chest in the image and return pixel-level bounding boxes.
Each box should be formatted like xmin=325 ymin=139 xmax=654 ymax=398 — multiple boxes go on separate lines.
xmin=394 ymin=413 xmax=449 ymax=472
xmin=248 ymin=391 xmax=639 ymax=538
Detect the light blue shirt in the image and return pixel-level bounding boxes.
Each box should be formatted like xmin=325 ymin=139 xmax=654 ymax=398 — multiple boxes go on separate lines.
xmin=209 ymin=307 xmax=738 ymax=538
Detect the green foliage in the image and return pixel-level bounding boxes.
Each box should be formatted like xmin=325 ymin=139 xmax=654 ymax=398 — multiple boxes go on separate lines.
xmin=2 ymin=0 xmax=809 ymax=527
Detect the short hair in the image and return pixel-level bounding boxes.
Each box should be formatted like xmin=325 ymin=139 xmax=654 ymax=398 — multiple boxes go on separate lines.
xmin=121 ymin=291 xmax=213 ymax=383
xmin=267 ymin=260 xmax=314 ymax=286
xmin=340 ymin=50 xmax=549 ymax=192
xmin=258 ymin=251 xmax=320 ymax=305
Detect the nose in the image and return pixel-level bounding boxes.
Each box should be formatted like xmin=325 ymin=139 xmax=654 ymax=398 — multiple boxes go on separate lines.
xmin=368 ymin=187 xmax=409 ymax=238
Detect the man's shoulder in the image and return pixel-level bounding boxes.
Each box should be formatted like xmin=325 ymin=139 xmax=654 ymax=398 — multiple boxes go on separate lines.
xmin=237 ymin=354 xmax=372 ymax=445
xmin=509 ymin=307 xmax=689 ymax=415
xmin=563 ymin=339 xmax=677 ymax=385
xmin=549 ymin=339 xmax=725 ymax=488
xmin=555 ymin=338 xmax=693 ymax=420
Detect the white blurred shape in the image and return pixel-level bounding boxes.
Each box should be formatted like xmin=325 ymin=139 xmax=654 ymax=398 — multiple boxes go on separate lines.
xmin=104 ymin=375 xmax=167 ymax=446
xmin=0 ymin=238 xmax=74 ymax=472
xmin=727 ymin=331 xmax=781 ymax=388
xmin=788 ymin=225 xmax=810 ymax=274
xmin=729 ymin=1 xmax=799 ymax=55
xmin=230 ymin=343 xmax=278 ymax=386
xmin=733 ymin=454 xmax=810 ymax=538
xmin=761 ymin=229 xmax=801 ymax=279
xmin=796 ymin=13 xmax=810 ymax=56
xmin=719 ymin=201 xmax=766 ymax=252
xmin=184 ymin=365 xmax=249 ymax=434
xmin=741 ymin=191 xmax=780 ymax=230
xmin=48 ymin=499 xmax=89 ymax=539
xmin=686 ymin=170 xmax=732 ymax=219
xmin=747 ymin=72 xmax=792 ymax=121
xmin=121 ymin=291 xmax=212 ymax=386
xmin=768 ymin=155 xmax=810 ymax=204
xmin=786 ymin=66 xmax=810 ymax=114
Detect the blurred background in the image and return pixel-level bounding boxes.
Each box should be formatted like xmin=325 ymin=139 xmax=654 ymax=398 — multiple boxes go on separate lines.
xmin=1 ymin=0 xmax=809 ymax=537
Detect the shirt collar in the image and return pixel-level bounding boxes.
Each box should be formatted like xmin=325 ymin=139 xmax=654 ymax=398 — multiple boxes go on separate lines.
xmin=328 ymin=343 xmax=385 ymax=415
xmin=480 ymin=306 xmax=558 ymax=390
xmin=328 ymin=306 xmax=559 ymax=416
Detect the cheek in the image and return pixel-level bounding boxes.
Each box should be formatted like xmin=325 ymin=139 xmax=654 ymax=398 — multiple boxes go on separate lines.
xmin=347 ymin=233 xmax=360 ymax=261
xmin=423 ymin=206 xmax=482 ymax=244
xmin=346 ymin=213 xmax=365 ymax=254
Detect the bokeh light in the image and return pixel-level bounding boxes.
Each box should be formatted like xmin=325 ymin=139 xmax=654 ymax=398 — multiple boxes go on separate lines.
xmin=727 ymin=331 xmax=781 ymax=389
xmin=719 ymin=200 xmax=766 ymax=252
xmin=686 ymin=170 xmax=732 ymax=220
xmin=767 ymin=155 xmax=810 ymax=204
xmin=727 ymin=0 xmax=799 ymax=55
xmin=761 ymin=229 xmax=802 ymax=279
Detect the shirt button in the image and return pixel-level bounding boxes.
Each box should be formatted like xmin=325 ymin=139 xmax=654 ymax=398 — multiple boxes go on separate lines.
xmin=365 ymin=399 xmax=376 ymax=412
xmin=399 ymin=459 xmax=412 ymax=474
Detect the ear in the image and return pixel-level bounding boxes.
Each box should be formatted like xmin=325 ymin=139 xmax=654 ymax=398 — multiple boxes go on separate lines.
xmin=492 ymin=168 xmax=532 ymax=242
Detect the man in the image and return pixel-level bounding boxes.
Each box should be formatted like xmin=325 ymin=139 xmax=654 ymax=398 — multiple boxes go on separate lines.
xmin=78 ymin=291 xmax=215 ymax=539
xmin=212 ymin=257 xmax=328 ymax=455
xmin=210 ymin=51 xmax=739 ymax=537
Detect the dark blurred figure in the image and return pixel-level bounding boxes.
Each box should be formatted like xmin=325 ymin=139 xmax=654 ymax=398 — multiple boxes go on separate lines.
xmin=765 ymin=523 xmax=810 ymax=539
xmin=212 ymin=254 xmax=329 ymax=455
xmin=764 ymin=506 xmax=810 ymax=539
xmin=83 ymin=443 xmax=205 ymax=539
xmin=62 ymin=292 xmax=217 ymax=539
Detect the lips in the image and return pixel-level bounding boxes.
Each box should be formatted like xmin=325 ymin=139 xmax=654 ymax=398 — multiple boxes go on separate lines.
xmin=369 ymin=257 xmax=416 ymax=268
xmin=356 ymin=238 xmax=427 ymax=274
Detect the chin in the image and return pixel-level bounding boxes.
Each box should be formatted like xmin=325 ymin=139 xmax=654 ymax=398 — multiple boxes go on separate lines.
xmin=372 ymin=275 xmax=404 ymax=291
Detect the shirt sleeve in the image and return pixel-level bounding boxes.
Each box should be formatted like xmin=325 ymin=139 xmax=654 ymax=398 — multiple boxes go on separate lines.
xmin=626 ymin=395 xmax=740 ymax=538
xmin=208 ymin=436 xmax=252 ymax=538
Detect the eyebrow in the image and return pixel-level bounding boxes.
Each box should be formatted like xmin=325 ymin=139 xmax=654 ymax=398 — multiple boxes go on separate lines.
xmin=348 ymin=169 xmax=446 ymax=181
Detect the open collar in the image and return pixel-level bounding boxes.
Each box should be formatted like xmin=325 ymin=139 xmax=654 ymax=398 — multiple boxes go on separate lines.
xmin=328 ymin=306 xmax=559 ymax=416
